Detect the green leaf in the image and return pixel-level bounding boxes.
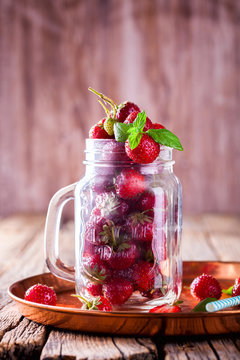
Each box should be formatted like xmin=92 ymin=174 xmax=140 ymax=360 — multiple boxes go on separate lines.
xmin=133 ymin=110 xmax=146 ymax=131
xmin=147 ymin=128 xmax=183 ymax=151
xmin=114 ymin=122 xmax=132 ymax=142
xmin=128 ymin=132 xmax=142 ymax=150
xmin=192 ymin=298 xmax=217 ymax=312
xmin=222 ymin=286 xmax=233 ymax=296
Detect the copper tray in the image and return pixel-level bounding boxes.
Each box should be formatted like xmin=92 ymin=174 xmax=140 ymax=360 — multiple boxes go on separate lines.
xmin=8 ymin=261 xmax=240 ymax=336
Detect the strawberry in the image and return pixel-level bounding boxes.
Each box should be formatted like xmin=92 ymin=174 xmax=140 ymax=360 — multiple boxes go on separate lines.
xmin=111 ymin=266 xmax=135 ymax=282
xmin=124 ymin=111 xmax=152 ymax=130
xmin=91 ymin=176 xmax=114 ymax=194
xmin=151 ymin=123 xmax=165 ymax=130
xmin=89 ymin=118 xmax=114 ymax=139
xmin=74 ymin=295 xmax=112 ymax=311
xmin=190 ymin=274 xmax=222 ymax=301
xmin=83 ymin=254 xmax=110 ymax=281
xmin=107 ymin=242 xmax=139 ymax=270
xmin=84 ymin=217 xmax=109 ymax=245
xmin=115 ymin=169 xmax=146 ymax=199
xmin=103 ymin=278 xmax=133 ymax=305
xmin=86 ymin=282 xmax=103 ymax=297
xmin=103 ymin=117 xmax=115 ymax=136
xmin=232 ymin=278 xmax=240 ymax=297
xmin=24 ymin=284 xmax=57 ymax=306
xmin=132 ymin=261 xmax=154 ymax=292
xmin=125 ymin=212 xmax=153 ymax=242
xmin=138 ymin=190 xmax=155 ymax=213
xmin=115 ymin=102 xmax=140 ymax=122
xmin=94 ymin=191 xmax=130 ymax=222
xmin=125 ymin=134 xmax=160 ymax=164
xmin=149 ymin=304 xmax=181 ymax=313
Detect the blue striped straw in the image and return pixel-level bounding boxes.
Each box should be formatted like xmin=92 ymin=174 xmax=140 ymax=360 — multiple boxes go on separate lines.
xmin=206 ymin=296 xmax=240 ymax=312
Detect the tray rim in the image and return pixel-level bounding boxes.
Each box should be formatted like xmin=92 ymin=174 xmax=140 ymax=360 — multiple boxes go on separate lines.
xmin=8 ymin=260 xmax=240 ymax=318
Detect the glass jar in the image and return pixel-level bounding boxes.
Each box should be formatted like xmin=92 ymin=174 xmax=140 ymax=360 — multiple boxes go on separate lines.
xmin=45 ymin=139 xmax=182 ymax=311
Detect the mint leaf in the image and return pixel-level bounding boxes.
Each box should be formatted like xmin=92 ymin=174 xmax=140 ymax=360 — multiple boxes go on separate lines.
xmin=147 ymin=128 xmax=183 ymax=151
xmin=114 ymin=122 xmax=132 ymax=142
xmin=222 ymin=286 xmax=233 ymax=296
xmin=133 ymin=110 xmax=146 ymax=131
xmin=192 ymin=298 xmax=217 ymax=312
xmin=128 ymin=132 xmax=142 ymax=150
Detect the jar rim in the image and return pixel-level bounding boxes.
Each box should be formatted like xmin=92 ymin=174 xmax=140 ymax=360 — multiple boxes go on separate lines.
xmin=85 ymin=138 xmax=173 ymax=163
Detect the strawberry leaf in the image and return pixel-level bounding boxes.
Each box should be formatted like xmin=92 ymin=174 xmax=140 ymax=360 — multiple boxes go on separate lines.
xmin=192 ymin=298 xmax=217 ymax=312
xmin=128 ymin=132 xmax=142 ymax=150
xmin=147 ymin=128 xmax=183 ymax=151
xmin=133 ymin=110 xmax=146 ymax=131
xmin=114 ymin=122 xmax=132 ymax=142
xmin=222 ymin=286 xmax=233 ymax=296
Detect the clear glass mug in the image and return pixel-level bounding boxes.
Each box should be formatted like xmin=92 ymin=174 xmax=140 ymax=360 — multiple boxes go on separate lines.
xmin=44 ymin=139 xmax=182 ymax=310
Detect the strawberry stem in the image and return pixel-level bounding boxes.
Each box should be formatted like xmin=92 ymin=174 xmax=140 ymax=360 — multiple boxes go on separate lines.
xmin=71 ymin=294 xmax=91 ymax=308
xmin=98 ymin=99 xmax=109 ymax=116
xmin=88 ymin=87 xmax=117 ymax=119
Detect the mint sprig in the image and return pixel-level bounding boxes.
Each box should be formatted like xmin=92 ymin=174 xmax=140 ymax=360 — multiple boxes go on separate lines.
xmin=113 ymin=110 xmax=183 ymax=151
xmin=147 ymin=128 xmax=183 ymax=151
xmin=192 ymin=298 xmax=217 ymax=312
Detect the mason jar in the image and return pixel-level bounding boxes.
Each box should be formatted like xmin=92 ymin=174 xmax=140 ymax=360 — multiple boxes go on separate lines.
xmin=45 ymin=139 xmax=182 ymax=311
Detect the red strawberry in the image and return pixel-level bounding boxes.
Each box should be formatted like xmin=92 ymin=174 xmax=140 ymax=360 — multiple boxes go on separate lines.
xmin=94 ymin=191 xmax=130 ymax=222
xmin=115 ymin=169 xmax=146 ymax=199
xmin=83 ymin=254 xmax=110 ymax=281
xmin=125 ymin=134 xmax=160 ymax=164
xmin=190 ymin=274 xmax=222 ymax=301
xmin=151 ymin=123 xmax=165 ymax=130
xmin=75 ymin=295 xmax=112 ymax=311
xmin=125 ymin=212 xmax=153 ymax=242
xmin=86 ymin=282 xmax=103 ymax=297
xmin=115 ymin=102 xmax=140 ymax=122
xmin=111 ymin=266 xmax=135 ymax=282
xmin=24 ymin=284 xmax=57 ymax=306
xmin=149 ymin=304 xmax=181 ymax=313
xmin=89 ymin=118 xmax=114 ymax=139
xmin=124 ymin=111 xmax=152 ymax=131
xmin=103 ymin=278 xmax=133 ymax=305
xmin=107 ymin=242 xmax=139 ymax=270
xmin=138 ymin=190 xmax=155 ymax=212
xmin=232 ymin=278 xmax=240 ymax=297
xmin=84 ymin=217 xmax=110 ymax=245
xmin=132 ymin=261 xmax=154 ymax=292
xmin=91 ymin=176 xmax=114 ymax=194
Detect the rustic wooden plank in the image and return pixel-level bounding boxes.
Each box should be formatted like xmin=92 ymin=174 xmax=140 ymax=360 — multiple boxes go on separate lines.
xmin=0 ymin=226 xmax=47 ymax=289
xmin=202 ymin=214 xmax=240 ymax=262
xmin=0 ymin=303 xmax=22 ymax=341
xmin=113 ymin=337 xmax=157 ymax=359
xmin=163 ymin=340 xmax=217 ymax=360
xmin=182 ymin=215 xmax=218 ymax=261
xmin=0 ymin=214 xmax=45 ymax=278
xmin=41 ymin=330 xmax=123 ymax=360
xmin=210 ymin=338 xmax=240 ymax=360
xmin=0 ymin=318 xmax=47 ymax=359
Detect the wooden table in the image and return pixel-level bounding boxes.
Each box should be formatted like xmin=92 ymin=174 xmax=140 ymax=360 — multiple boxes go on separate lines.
xmin=0 ymin=213 xmax=240 ymax=359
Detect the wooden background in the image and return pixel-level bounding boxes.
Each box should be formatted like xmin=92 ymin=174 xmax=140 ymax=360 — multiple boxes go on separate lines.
xmin=0 ymin=0 xmax=240 ymax=217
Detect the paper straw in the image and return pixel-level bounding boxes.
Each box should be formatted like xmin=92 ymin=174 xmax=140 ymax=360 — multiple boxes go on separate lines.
xmin=206 ymin=296 xmax=240 ymax=312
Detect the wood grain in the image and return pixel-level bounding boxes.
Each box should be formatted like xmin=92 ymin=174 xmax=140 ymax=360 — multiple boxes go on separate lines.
xmin=1 ymin=0 xmax=240 ymax=217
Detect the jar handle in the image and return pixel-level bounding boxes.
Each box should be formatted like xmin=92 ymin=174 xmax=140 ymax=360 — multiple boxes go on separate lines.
xmin=44 ymin=182 xmax=77 ymax=282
